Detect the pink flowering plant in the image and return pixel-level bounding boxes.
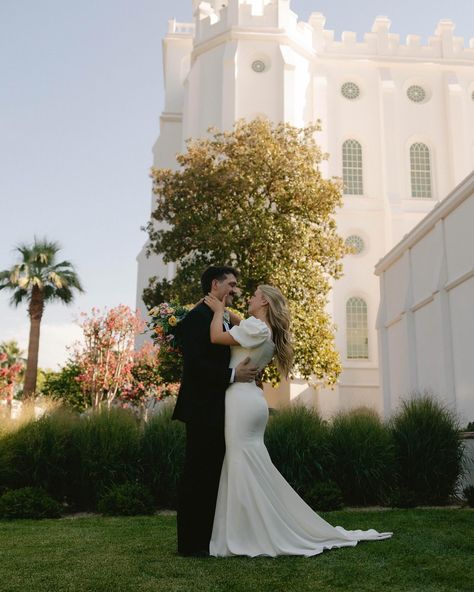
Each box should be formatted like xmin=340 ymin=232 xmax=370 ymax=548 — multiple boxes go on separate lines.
xmin=40 ymin=305 xmax=180 ymax=415
xmin=73 ymin=305 xmax=146 ymax=409
xmin=0 ymin=353 xmax=24 ymax=411
xmin=118 ymin=341 xmax=177 ymax=414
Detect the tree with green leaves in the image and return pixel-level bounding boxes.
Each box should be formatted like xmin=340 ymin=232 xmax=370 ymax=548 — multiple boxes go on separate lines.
xmin=41 ymin=362 xmax=85 ymax=411
xmin=0 ymin=340 xmax=26 ymax=368
xmin=0 ymin=238 xmax=84 ymax=398
xmin=144 ymin=118 xmax=347 ymax=384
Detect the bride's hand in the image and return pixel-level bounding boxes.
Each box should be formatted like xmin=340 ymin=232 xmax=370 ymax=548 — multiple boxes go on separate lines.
xmin=193 ymin=297 xmax=204 ymax=308
xmin=204 ymin=293 xmax=226 ymax=313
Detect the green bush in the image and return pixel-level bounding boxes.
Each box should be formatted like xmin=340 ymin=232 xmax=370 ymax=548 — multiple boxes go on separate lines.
xmin=97 ymin=482 xmax=155 ymax=516
xmin=390 ymin=395 xmax=464 ymax=505
xmin=328 ymin=407 xmax=395 ymax=505
xmin=265 ymin=406 xmax=332 ymax=494
xmin=0 ymin=408 xmax=142 ymax=511
xmin=140 ymin=404 xmax=185 ymax=509
xmin=0 ymin=410 xmax=79 ymax=502
xmin=41 ymin=362 xmax=85 ymax=411
xmin=385 ymin=486 xmax=418 ymax=509
xmin=463 ymin=485 xmax=474 ymax=507
xmin=0 ymin=395 xmax=467 ymax=513
xmin=301 ymin=481 xmax=344 ymax=512
xmin=72 ymin=408 xmax=141 ymax=509
xmin=0 ymin=487 xmax=62 ymax=519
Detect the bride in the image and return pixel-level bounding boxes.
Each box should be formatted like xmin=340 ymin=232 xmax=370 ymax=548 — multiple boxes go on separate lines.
xmin=203 ymin=285 xmax=392 ymax=557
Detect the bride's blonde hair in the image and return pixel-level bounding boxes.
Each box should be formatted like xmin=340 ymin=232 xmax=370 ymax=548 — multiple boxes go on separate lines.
xmin=258 ymin=285 xmax=294 ymax=377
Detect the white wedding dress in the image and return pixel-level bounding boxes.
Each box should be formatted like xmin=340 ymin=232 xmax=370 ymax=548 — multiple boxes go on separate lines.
xmin=210 ymin=316 xmax=392 ymax=557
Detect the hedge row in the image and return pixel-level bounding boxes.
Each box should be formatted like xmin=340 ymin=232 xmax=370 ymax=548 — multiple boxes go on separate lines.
xmin=0 ymin=396 xmax=466 ymax=512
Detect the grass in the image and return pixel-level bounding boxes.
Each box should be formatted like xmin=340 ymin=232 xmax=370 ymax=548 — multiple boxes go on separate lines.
xmin=1 ymin=509 xmax=473 ymax=592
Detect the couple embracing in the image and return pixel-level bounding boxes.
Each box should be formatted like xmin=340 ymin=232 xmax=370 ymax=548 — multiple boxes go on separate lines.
xmin=173 ymin=266 xmax=392 ymax=558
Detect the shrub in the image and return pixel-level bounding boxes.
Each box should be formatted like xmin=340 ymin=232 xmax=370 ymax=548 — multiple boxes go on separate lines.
xmin=301 ymin=481 xmax=344 ymax=512
xmin=0 ymin=409 xmax=79 ymax=502
xmin=463 ymin=485 xmax=474 ymax=507
xmin=140 ymin=404 xmax=185 ymax=509
xmin=385 ymin=486 xmax=418 ymax=509
xmin=97 ymin=482 xmax=155 ymax=516
xmin=0 ymin=407 xmax=142 ymax=510
xmin=71 ymin=407 xmax=141 ymax=509
xmin=328 ymin=407 xmax=395 ymax=505
xmin=264 ymin=406 xmax=332 ymax=494
xmin=390 ymin=394 xmax=464 ymax=505
xmin=0 ymin=487 xmax=61 ymax=519
xmin=41 ymin=362 xmax=85 ymax=411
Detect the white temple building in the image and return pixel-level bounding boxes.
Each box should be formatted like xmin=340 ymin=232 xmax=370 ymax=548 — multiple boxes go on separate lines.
xmin=376 ymin=172 xmax=474 ymax=425
xmin=136 ymin=0 xmax=474 ymax=418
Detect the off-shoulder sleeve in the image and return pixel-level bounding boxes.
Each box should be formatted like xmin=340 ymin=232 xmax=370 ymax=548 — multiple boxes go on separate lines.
xmin=229 ymin=316 xmax=270 ymax=348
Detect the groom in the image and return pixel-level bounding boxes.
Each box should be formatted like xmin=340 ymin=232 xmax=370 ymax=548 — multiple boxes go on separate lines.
xmin=173 ymin=266 xmax=258 ymax=557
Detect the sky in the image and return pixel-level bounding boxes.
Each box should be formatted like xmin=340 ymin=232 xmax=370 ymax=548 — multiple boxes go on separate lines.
xmin=1 ymin=0 xmax=473 ymax=369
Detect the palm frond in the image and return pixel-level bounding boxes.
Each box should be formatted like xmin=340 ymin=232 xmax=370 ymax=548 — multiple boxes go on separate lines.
xmin=51 ymin=286 xmax=74 ymax=304
xmin=62 ymin=272 xmax=84 ymax=292
xmin=48 ymin=271 xmax=65 ymax=288
xmin=3 ymin=238 xmax=83 ymax=307
xmin=42 ymin=285 xmax=56 ymax=301
xmin=0 ymin=270 xmax=12 ymax=287
xmin=15 ymin=243 xmax=33 ymax=263
xmin=18 ymin=276 xmax=30 ymax=289
xmin=49 ymin=260 xmax=75 ymax=271
xmin=32 ymin=237 xmax=61 ymax=256
xmin=32 ymin=277 xmax=44 ymax=288
xmin=8 ymin=266 xmax=21 ymax=285
xmin=10 ymin=288 xmax=28 ymax=307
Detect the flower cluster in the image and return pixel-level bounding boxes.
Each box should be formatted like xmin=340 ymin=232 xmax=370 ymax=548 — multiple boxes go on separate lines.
xmin=147 ymin=302 xmax=192 ymax=385
xmin=119 ymin=342 xmax=163 ymax=405
xmin=0 ymin=353 xmax=24 ymax=402
xmin=148 ymin=302 xmax=191 ymax=348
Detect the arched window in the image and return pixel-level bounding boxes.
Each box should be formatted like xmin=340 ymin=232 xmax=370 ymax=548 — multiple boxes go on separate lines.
xmin=342 ymin=140 xmax=363 ymax=195
xmin=346 ymin=297 xmax=368 ymax=359
xmin=410 ymin=143 xmax=432 ymax=198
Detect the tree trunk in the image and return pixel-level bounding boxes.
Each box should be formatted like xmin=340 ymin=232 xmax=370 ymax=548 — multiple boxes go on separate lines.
xmin=23 ymin=287 xmax=44 ymax=399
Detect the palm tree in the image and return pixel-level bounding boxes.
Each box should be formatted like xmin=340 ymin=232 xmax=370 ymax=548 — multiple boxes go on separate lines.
xmin=0 ymin=238 xmax=84 ymax=398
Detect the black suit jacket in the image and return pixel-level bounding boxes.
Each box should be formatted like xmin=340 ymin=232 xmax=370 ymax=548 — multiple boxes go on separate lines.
xmin=172 ymin=302 xmax=231 ymax=427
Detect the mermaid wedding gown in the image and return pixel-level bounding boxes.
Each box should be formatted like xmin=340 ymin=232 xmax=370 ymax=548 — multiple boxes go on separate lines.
xmin=210 ymin=317 xmax=392 ymax=557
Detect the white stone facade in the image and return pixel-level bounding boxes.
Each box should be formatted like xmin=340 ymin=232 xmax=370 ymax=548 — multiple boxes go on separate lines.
xmin=376 ymin=171 xmax=474 ymax=425
xmin=136 ymin=0 xmax=474 ymax=417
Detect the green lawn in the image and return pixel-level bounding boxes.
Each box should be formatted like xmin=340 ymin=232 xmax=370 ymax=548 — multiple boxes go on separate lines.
xmin=1 ymin=509 xmax=473 ymax=592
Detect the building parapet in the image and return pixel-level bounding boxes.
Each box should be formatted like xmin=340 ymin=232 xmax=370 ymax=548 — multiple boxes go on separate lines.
xmin=170 ymin=2 xmax=474 ymax=62
xmin=168 ymin=19 xmax=195 ymax=36
xmin=310 ymin=14 xmax=474 ymax=60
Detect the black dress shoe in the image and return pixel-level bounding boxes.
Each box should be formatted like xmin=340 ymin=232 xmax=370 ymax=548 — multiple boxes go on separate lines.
xmin=178 ymin=550 xmax=210 ymax=557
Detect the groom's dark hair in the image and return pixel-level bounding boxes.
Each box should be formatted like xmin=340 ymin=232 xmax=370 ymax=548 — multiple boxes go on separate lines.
xmin=201 ymin=266 xmax=239 ymax=294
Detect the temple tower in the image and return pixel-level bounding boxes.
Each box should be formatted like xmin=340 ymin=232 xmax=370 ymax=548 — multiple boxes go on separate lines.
xmin=136 ymin=0 xmax=474 ymax=416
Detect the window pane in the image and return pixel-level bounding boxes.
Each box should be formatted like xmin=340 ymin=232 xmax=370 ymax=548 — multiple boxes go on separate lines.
xmin=346 ymin=297 xmax=368 ymax=359
xmin=343 ymin=140 xmax=363 ymax=195
xmin=410 ymin=143 xmax=432 ymax=198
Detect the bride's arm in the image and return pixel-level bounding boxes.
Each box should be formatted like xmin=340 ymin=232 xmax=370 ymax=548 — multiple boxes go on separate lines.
xmin=204 ymin=294 xmax=239 ymax=345
xmin=228 ymin=310 xmax=242 ymax=326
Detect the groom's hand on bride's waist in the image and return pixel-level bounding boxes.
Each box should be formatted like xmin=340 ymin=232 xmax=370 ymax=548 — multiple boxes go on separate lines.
xmin=234 ymin=357 xmax=259 ymax=383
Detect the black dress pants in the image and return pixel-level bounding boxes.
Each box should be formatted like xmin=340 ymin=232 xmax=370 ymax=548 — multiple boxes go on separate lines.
xmin=177 ymin=422 xmax=226 ymax=554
